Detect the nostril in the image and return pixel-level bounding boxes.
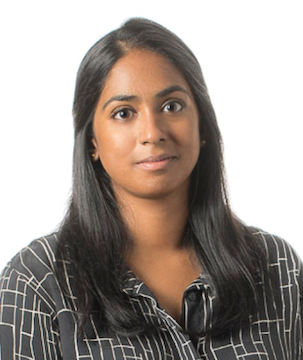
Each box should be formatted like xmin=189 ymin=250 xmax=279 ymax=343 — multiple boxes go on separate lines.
xmin=142 ymin=137 xmax=165 ymax=145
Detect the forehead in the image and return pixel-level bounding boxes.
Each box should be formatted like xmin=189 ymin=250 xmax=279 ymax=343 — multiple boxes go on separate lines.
xmin=100 ymin=49 xmax=192 ymax=99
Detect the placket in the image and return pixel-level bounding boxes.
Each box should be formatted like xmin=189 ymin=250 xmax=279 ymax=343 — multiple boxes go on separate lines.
xmin=180 ymin=274 xmax=215 ymax=352
xmin=121 ymin=269 xmax=213 ymax=358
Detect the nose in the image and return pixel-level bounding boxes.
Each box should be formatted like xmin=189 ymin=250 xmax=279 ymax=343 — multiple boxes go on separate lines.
xmin=138 ymin=109 xmax=166 ymax=145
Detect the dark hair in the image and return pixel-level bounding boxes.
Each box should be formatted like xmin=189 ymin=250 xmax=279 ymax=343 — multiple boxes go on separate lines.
xmin=56 ymin=17 xmax=267 ymax=337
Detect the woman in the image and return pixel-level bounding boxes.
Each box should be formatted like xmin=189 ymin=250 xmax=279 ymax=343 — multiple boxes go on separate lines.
xmin=0 ymin=18 xmax=302 ymax=359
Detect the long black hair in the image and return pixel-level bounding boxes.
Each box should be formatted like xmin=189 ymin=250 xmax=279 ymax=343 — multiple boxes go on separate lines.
xmin=56 ymin=17 xmax=267 ymax=337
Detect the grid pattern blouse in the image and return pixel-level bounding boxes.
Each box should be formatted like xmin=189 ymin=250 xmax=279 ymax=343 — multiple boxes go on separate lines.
xmin=0 ymin=230 xmax=302 ymax=359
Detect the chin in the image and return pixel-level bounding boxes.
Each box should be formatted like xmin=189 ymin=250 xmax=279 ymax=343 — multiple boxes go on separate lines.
xmin=133 ymin=180 xmax=190 ymax=201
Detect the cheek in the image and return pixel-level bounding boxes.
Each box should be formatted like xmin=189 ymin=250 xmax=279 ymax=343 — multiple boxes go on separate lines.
xmin=178 ymin=118 xmax=200 ymax=154
xmin=96 ymin=129 xmax=133 ymax=169
xmin=183 ymin=125 xmax=201 ymax=172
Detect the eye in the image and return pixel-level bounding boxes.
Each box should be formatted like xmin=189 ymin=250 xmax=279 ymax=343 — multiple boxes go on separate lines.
xmin=162 ymin=101 xmax=184 ymax=113
xmin=112 ymin=108 xmax=134 ymax=120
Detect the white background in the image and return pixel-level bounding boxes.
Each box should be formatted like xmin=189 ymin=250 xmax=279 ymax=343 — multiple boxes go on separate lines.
xmin=0 ymin=1 xmax=302 ymax=270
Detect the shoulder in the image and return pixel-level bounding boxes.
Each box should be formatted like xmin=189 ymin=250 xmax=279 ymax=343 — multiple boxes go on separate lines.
xmin=250 ymin=227 xmax=302 ymax=271
xmin=249 ymin=227 xmax=303 ymax=299
xmin=0 ymin=233 xmax=61 ymax=314
xmin=5 ymin=233 xmax=59 ymax=279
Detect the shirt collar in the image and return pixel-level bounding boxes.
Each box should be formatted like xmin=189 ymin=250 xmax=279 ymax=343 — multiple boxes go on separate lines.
xmin=120 ymin=263 xmax=214 ymax=298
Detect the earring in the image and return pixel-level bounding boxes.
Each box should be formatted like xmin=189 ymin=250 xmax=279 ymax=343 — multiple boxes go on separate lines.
xmin=91 ymin=152 xmax=98 ymax=160
xmin=201 ymin=140 xmax=207 ymax=148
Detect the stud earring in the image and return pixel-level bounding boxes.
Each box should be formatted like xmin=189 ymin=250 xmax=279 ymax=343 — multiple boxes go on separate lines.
xmin=201 ymin=140 xmax=207 ymax=148
xmin=91 ymin=152 xmax=98 ymax=160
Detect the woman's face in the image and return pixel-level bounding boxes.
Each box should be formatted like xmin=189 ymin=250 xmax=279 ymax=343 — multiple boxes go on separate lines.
xmin=93 ymin=49 xmax=200 ymax=201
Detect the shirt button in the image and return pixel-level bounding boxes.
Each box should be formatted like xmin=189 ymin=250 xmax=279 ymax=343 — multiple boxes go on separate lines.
xmin=187 ymin=291 xmax=198 ymax=301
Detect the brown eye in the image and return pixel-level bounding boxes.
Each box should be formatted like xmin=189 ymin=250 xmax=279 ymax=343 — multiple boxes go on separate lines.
xmin=112 ymin=108 xmax=134 ymax=120
xmin=162 ymin=101 xmax=184 ymax=113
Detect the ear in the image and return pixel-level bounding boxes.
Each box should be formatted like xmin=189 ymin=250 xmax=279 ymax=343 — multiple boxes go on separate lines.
xmin=91 ymin=138 xmax=99 ymax=161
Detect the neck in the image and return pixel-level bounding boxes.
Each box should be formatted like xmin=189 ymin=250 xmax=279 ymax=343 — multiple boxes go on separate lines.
xmin=114 ymin=186 xmax=190 ymax=255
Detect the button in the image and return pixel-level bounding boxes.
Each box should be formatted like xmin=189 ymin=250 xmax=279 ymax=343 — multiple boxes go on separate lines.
xmin=187 ymin=291 xmax=198 ymax=301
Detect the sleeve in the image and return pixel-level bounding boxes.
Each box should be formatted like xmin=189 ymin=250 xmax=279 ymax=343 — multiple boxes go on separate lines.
xmin=299 ymin=261 xmax=303 ymax=347
xmin=0 ymin=264 xmax=62 ymax=360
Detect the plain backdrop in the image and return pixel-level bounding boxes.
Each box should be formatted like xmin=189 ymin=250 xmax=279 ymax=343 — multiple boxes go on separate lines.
xmin=0 ymin=1 xmax=302 ymax=270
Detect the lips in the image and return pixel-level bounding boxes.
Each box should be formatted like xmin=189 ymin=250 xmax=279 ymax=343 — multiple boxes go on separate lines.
xmin=137 ymin=154 xmax=175 ymax=164
xmin=136 ymin=154 xmax=176 ymax=170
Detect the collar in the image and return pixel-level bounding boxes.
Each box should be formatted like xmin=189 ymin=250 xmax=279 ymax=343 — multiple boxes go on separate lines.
xmin=120 ymin=264 xmax=214 ymax=298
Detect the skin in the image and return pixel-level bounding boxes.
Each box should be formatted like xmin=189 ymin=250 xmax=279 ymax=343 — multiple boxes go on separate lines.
xmin=92 ymin=49 xmax=202 ymax=324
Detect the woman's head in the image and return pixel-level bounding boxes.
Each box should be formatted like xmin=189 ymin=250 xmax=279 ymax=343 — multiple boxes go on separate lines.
xmin=91 ymin=48 xmax=201 ymax=201
xmin=72 ymin=17 xmax=224 ymax=208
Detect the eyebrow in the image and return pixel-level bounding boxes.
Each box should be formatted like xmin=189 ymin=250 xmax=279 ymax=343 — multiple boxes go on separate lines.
xmin=102 ymin=95 xmax=138 ymax=110
xmin=156 ymin=85 xmax=190 ymax=98
xmin=102 ymin=85 xmax=190 ymax=110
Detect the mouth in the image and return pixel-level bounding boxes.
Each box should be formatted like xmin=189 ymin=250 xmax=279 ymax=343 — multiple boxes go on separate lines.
xmin=136 ymin=154 xmax=176 ymax=171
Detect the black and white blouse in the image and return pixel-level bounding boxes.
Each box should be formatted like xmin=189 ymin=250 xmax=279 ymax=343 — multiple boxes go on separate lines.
xmin=0 ymin=230 xmax=302 ymax=359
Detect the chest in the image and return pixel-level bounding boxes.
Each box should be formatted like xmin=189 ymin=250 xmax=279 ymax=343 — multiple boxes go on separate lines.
xmin=57 ymin=258 xmax=302 ymax=359
xmin=58 ymin=296 xmax=301 ymax=360
xmin=128 ymin=251 xmax=202 ymax=324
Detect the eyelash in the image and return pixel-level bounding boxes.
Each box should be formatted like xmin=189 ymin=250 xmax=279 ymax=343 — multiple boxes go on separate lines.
xmin=111 ymin=100 xmax=186 ymax=120
xmin=162 ymin=100 xmax=185 ymax=113
xmin=111 ymin=108 xmax=135 ymax=120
